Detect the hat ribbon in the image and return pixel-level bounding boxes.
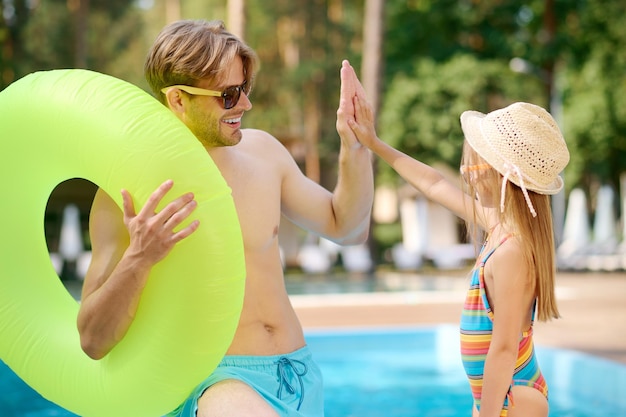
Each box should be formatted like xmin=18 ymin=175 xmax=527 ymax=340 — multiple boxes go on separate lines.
xmin=477 ymin=117 xmax=537 ymax=217
xmin=501 ymin=162 xmax=537 ymax=217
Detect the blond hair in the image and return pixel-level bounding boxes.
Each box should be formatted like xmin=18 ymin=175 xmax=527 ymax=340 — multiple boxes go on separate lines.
xmin=462 ymin=143 xmax=560 ymax=322
xmin=144 ymin=20 xmax=259 ymax=104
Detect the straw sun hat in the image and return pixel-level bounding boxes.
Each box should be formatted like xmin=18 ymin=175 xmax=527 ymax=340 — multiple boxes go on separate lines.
xmin=460 ymin=102 xmax=570 ymax=216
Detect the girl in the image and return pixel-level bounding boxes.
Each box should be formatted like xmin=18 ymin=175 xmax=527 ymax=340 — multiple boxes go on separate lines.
xmin=348 ymin=96 xmax=569 ymax=417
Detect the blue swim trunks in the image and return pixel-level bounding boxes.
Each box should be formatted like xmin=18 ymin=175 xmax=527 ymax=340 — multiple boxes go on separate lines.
xmin=166 ymin=346 xmax=324 ymax=417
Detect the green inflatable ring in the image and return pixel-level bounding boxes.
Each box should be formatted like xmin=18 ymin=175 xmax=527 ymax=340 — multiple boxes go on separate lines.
xmin=0 ymin=70 xmax=245 ymax=417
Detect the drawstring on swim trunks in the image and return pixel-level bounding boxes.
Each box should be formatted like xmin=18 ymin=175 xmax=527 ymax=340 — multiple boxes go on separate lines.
xmin=276 ymin=357 xmax=308 ymax=411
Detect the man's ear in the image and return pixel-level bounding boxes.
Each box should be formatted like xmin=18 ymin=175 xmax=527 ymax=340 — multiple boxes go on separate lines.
xmin=163 ymin=88 xmax=185 ymax=114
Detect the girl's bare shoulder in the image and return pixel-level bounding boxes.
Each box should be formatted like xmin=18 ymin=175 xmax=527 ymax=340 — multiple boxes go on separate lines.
xmin=488 ymin=235 xmax=533 ymax=285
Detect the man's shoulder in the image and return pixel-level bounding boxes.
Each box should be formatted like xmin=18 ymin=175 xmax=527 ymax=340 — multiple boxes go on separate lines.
xmin=238 ymin=128 xmax=295 ymax=166
xmin=241 ymin=128 xmax=276 ymax=141
xmin=240 ymin=128 xmax=286 ymax=151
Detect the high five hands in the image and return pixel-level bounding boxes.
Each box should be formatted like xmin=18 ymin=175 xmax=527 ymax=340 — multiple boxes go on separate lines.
xmin=336 ymin=60 xmax=370 ymax=149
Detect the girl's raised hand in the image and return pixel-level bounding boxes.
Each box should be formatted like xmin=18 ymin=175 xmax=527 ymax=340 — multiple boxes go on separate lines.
xmin=348 ymin=94 xmax=379 ymax=149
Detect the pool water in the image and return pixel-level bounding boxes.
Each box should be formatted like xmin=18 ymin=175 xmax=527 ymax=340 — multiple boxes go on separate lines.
xmin=2 ymin=326 xmax=625 ymax=416
xmin=309 ymin=326 xmax=471 ymax=417
xmin=307 ymin=326 xmax=626 ymax=417
xmin=0 ymin=359 xmax=78 ymax=417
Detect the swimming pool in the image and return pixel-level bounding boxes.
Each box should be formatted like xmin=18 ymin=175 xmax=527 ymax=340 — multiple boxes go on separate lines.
xmin=2 ymin=326 xmax=625 ymax=416
xmin=308 ymin=326 xmax=626 ymax=416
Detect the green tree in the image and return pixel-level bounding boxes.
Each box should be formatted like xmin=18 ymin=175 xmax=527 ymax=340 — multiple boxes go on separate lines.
xmin=1 ymin=0 xmax=33 ymax=88
xmin=377 ymin=54 xmax=544 ymax=184
xmin=0 ymin=0 xmax=144 ymax=89
xmin=241 ymin=0 xmax=365 ymax=187
xmin=560 ymin=0 xmax=626 ymax=192
xmin=377 ymin=1 xmax=556 ymax=182
xmin=379 ymin=0 xmax=626 ymax=192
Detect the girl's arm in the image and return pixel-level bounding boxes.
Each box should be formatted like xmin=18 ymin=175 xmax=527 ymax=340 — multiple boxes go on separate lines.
xmin=348 ymin=95 xmax=484 ymax=226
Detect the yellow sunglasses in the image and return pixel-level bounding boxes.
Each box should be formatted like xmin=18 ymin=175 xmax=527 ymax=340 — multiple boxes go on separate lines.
xmin=161 ymin=80 xmax=249 ymax=109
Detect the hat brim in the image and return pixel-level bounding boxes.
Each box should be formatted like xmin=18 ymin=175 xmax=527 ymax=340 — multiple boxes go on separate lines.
xmin=460 ymin=110 xmax=564 ymax=195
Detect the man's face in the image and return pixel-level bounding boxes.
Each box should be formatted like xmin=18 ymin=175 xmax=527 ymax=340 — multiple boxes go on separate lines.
xmin=182 ymin=56 xmax=252 ymax=149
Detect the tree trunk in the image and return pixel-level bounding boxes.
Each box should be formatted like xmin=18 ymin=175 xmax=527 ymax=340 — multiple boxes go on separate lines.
xmin=361 ymin=0 xmax=384 ymax=115
xmin=228 ymin=0 xmax=246 ymax=39
xmin=165 ymin=0 xmax=181 ymax=23
xmin=362 ymin=0 xmax=384 ymax=262
xmin=303 ymin=83 xmax=321 ymax=183
xmin=68 ymin=0 xmax=89 ymax=68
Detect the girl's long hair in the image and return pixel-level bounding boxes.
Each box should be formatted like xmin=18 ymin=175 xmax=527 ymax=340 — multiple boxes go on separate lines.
xmin=461 ymin=142 xmax=560 ymax=321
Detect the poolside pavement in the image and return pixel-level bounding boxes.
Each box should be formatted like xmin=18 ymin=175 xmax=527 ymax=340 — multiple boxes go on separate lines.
xmin=62 ymin=269 xmax=626 ymax=364
xmin=291 ymin=270 xmax=626 ymax=365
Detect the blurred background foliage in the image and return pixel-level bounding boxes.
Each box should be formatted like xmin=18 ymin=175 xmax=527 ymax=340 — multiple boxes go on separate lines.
xmin=1 ymin=0 xmax=625 ymax=257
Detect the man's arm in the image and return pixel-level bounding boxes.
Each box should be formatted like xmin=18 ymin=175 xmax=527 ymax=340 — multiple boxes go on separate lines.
xmin=330 ymin=60 xmax=375 ymax=243
xmin=280 ymin=60 xmax=374 ymax=245
xmin=77 ymin=180 xmax=198 ymax=359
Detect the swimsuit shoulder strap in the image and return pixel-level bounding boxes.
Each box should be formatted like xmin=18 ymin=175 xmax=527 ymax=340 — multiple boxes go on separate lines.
xmin=478 ymin=234 xmax=514 ymax=265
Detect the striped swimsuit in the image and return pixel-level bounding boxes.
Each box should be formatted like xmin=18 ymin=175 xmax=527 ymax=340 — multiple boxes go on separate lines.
xmin=460 ymin=236 xmax=548 ymax=416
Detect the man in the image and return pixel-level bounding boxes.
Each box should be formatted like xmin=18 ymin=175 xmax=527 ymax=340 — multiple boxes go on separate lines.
xmin=76 ymin=19 xmax=373 ymax=417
